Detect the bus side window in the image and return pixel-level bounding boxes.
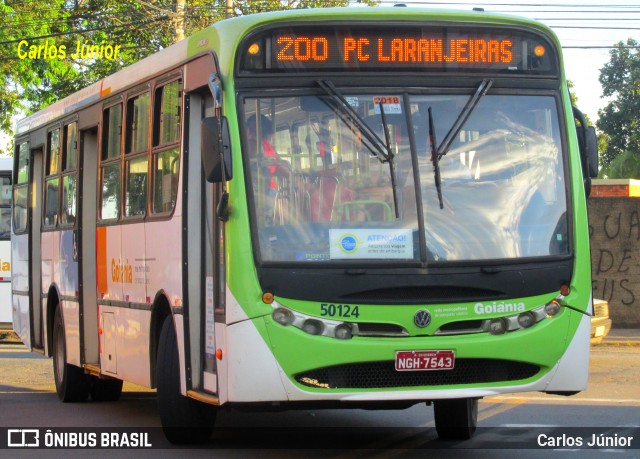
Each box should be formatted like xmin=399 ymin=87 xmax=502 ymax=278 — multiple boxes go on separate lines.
xmin=44 ymin=128 xmax=61 ymax=228
xmin=100 ymin=103 xmax=123 ymax=221
xmin=13 ymin=141 xmax=29 ymax=234
xmin=126 ymin=92 xmax=150 ymax=155
xmin=61 ymin=122 xmax=78 ymax=226
xmin=153 ymin=80 xmax=181 ymax=147
xmin=152 ymin=148 xmax=179 ymax=214
xmin=0 ymin=175 xmax=11 ymax=239
xmin=152 ymin=79 xmax=182 ymax=214
xmin=124 ymin=92 xmax=150 ymax=218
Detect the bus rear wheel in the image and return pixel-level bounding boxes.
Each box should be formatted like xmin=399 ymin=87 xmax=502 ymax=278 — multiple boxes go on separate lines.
xmin=157 ymin=315 xmax=217 ymax=444
xmin=433 ymin=398 xmax=478 ymax=440
xmin=52 ymin=307 xmax=90 ymax=402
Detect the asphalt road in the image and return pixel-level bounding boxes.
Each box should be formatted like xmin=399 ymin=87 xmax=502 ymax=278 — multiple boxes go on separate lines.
xmin=0 ymin=343 xmax=638 ymax=458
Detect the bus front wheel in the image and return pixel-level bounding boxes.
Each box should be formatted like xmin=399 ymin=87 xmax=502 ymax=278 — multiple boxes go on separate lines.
xmin=157 ymin=315 xmax=217 ymax=444
xmin=52 ymin=307 xmax=90 ymax=402
xmin=433 ymin=398 xmax=478 ymax=440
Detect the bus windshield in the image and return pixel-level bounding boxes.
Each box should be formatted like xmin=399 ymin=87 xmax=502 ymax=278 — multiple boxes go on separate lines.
xmin=242 ymin=90 xmax=567 ymax=264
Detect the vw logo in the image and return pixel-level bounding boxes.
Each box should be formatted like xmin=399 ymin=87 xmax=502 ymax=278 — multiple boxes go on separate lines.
xmin=414 ymin=309 xmax=431 ymax=328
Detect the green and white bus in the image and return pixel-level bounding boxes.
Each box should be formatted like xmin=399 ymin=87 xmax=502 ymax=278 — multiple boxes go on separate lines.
xmin=12 ymin=7 xmax=598 ymax=443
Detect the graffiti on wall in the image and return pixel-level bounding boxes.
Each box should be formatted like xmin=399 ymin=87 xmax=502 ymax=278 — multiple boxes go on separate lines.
xmin=588 ymin=199 xmax=640 ymax=326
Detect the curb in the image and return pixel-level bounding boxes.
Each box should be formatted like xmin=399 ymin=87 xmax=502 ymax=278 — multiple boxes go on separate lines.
xmin=597 ymin=329 xmax=640 ymax=347
xmin=595 ymin=339 xmax=640 ymax=347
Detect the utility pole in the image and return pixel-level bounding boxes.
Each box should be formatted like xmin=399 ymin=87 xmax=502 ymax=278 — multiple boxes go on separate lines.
xmin=175 ymin=0 xmax=186 ymax=41
xmin=226 ymin=0 xmax=233 ymax=18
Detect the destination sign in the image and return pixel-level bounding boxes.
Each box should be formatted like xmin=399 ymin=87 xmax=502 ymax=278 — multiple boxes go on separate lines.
xmin=275 ymin=36 xmax=514 ymax=65
xmin=239 ymin=25 xmax=556 ymax=75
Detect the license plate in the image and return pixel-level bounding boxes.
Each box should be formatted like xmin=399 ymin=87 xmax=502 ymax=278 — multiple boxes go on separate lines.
xmin=395 ymin=350 xmax=455 ymax=372
xmin=594 ymin=325 xmax=606 ymax=337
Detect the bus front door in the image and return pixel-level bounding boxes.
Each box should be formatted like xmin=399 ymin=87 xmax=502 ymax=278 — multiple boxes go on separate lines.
xmin=30 ymin=148 xmax=43 ymax=350
xmin=79 ymin=128 xmax=100 ymax=365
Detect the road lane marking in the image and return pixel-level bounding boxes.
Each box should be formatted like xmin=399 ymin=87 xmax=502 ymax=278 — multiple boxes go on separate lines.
xmin=390 ymin=400 xmax=528 ymax=455
xmin=333 ymin=399 xmax=527 ymax=459
xmin=489 ymin=395 xmax=640 ymax=406
xmin=478 ymin=397 xmax=527 ymax=422
xmin=0 ymin=390 xmax=54 ymax=394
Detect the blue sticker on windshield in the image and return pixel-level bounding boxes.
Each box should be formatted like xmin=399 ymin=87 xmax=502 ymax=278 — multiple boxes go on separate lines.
xmin=329 ymin=229 xmax=413 ymax=259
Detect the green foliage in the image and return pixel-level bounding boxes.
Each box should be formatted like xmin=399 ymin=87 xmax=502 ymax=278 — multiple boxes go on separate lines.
xmin=599 ymin=150 xmax=640 ymax=179
xmin=596 ymin=38 xmax=640 ymax=170
xmin=568 ymin=80 xmax=578 ymax=106
xmin=233 ymin=0 xmax=378 ymax=14
xmin=1 ymin=0 xmax=72 ymax=133
xmin=597 ymin=131 xmax=608 ymax=159
xmin=0 ymin=0 xmax=164 ymax=153
xmin=0 ymin=0 xmax=379 ymax=154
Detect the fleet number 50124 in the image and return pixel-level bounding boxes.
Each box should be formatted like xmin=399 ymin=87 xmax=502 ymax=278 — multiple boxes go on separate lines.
xmin=320 ymin=303 xmax=360 ymax=319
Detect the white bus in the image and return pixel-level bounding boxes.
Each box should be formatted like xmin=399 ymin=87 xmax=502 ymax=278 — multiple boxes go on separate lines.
xmin=0 ymin=157 xmax=12 ymax=323
xmin=12 ymin=8 xmax=597 ymax=444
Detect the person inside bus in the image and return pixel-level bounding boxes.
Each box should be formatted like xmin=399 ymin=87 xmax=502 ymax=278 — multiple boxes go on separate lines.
xmin=246 ymin=113 xmax=290 ymax=225
xmin=246 ymin=114 xmax=289 ymax=191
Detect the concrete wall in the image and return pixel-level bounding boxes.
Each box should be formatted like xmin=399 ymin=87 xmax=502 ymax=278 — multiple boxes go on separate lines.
xmin=588 ymin=179 xmax=640 ymax=328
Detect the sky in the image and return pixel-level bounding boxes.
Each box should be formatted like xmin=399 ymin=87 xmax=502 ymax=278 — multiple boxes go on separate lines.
xmin=382 ymin=0 xmax=640 ymax=122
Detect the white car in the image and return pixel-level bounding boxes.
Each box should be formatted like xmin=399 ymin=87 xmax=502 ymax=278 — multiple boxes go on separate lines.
xmin=591 ymin=299 xmax=612 ymax=345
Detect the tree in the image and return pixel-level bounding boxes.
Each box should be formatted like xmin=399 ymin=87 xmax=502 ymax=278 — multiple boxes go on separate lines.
xmin=1 ymin=0 xmax=172 ymax=153
xmin=232 ymin=0 xmax=378 ymax=15
xmin=1 ymin=0 xmax=75 ymax=134
xmin=596 ymin=38 xmax=640 ymax=170
xmin=0 ymin=0 xmax=379 ymax=154
xmin=599 ymin=150 xmax=640 ymax=179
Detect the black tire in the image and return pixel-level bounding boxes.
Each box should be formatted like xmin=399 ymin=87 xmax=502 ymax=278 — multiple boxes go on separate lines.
xmin=157 ymin=315 xmax=216 ymax=444
xmin=90 ymin=377 xmax=123 ymax=402
xmin=52 ymin=307 xmax=90 ymax=402
xmin=433 ymin=398 xmax=478 ymax=440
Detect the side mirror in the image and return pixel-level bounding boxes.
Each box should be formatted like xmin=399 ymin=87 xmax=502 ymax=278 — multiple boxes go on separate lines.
xmin=201 ymin=116 xmax=232 ymax=183
xmin=585 ymin=125 xmax=598 ymax=178
xmin=573 ymin=107 xmax=599 ymax=197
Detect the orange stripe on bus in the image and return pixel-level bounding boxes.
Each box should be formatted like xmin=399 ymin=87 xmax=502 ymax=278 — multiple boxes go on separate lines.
xmin=99 ymin=80 xmax=111 ymax=97
xmin=96 ymin=227 xmax=108 ymax=295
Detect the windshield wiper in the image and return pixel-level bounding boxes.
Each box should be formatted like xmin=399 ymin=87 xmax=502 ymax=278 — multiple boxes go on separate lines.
xmin=317 ymin=80 xmax=390 ymax=162
xmin=377 ymin=100 xmax=400 ymax=218
xmin=317 ymin=80 xmax=399 ymax=218
xmin=429 ymin=78 xmax=493 ymax=209
xmin=428 ymin=107 xmax=443 ymax=209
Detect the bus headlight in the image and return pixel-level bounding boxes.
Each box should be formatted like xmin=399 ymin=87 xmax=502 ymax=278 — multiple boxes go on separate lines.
xmin=545 ymin=300 xmax=561 ymax=317
xmin=302 ymin=319 xmax=324 ymax=335
xmin=273 ymin=307 xmax=294 ymax=326
xmin=517 ymin=311 xmax=536 ymax=329
xmin=488 ymin=318 xmax=507 ymax=335
xmin=334 ymin=323 xmax=353 ymax=340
